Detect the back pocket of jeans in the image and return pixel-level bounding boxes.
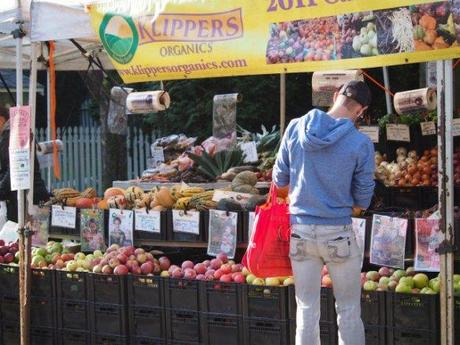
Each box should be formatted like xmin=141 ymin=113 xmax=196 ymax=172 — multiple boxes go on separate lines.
xmin=326 ymin=237 xmax=351 ymax=263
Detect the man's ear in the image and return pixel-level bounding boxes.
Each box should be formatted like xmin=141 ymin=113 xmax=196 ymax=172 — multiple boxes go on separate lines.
xmin=333 ymin=91 xmax=339 ymax=102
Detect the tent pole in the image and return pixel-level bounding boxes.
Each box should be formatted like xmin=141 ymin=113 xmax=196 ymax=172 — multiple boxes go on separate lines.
xmin=382 ymin=67 xmax=392 ymax=114
xmin=280 ymin=72 xmax=286 ymax=135
xmin=437 ymin=59 xmax=455 ymax=345
xmin=46 ymin=69 xmax=51 ymax=190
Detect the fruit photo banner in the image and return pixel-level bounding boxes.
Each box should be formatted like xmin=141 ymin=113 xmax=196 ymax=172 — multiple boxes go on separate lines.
xmin=87 ymin=0 xmax=460 ymax=82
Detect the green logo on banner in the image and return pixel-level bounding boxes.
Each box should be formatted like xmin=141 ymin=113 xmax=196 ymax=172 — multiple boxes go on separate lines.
xmin=99 ymin=14 xmax=138 ymax=64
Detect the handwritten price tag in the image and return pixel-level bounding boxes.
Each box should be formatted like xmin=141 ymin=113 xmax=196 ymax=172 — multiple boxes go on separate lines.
xmin=173 ymin=210 xmax=200 ymax=234
xmin=386 ymin=124 xmax=410 ymax=142
xmin=240 ymin=141 xmax=258 ymax=163
xmin=359 ymin=126 xmax=379 ymax=143
xmin=51 ymin=206 xmax=77 ymax=229
xmin=150 ymin=145 xmax=165 ymax=166
xmin=420 ymin=122 xmax=436 ymax=136
xmin=135 ymin=209 xmax=161 ymax=233
xmin=453 ymin=119 xmax=460 ymax=137
xmin=248 ymin=212 xmax=256 ymax=240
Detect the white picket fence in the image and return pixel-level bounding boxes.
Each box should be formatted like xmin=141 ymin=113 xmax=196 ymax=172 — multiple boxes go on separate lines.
xmin=36 ymin=127 xmax=159 ymax=195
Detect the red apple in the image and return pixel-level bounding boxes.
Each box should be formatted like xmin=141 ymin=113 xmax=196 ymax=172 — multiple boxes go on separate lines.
xmin=8 ymin=247 xmax=17 ymax=255
xmin=220 ymin=274 xmax=232 ymax=283
xmin=194 ymin=263 xmax=206 ymax=275
xmin=107 ymin=244 xmax=119 ymax=253
xmin=168 ymin=265 xmax=180 ymax=274
xmin=92 ymin=264 xmax=102 ymax=273
xmin=141 ymin=262 xmax=154 ymax=275
xmin=4 ymin=253 xmax=14 ymax=264
xmin=210 ymin=259 xmax=223 ymax=270
xmin=378 ymin=267 xmax=391 ymax=277
xmin=196 ymin=274 xmax=206 ymax=281
xmin=136 ymin=253 xmax=147 ymax=264
xmin=146 ymin=253 xmax=154 ymax=262
xmin=203 ymin=260 xmax=211 ymax=267
xmin=134 ymin=248 xmax=145 ymax=255
xmin=0 ymin=256 xmax=4 ymax=264
xmin=0 ymin=240 xmax=4 ymax=246
xmin=217 ymin=253 xmax=228 ymax=264
xmin=102 ymin=265 xmax=113 ymax=274
xmin=184 ymin=268 xmax=197 ymax=279
xmin=220 ymin=264 xmax=232 ymax=275
xmin=214 ymin=269 xmax=224 ymax=280
xmin=0 ymin=246 xmax=8 ymax=256
xmin=131 ymin=266 xmax=142 ymax=275
xmin=159 ymin=257 xmax=171 ymax=271
xmin=117 ymin=253 xmax=128 ymax=264
xmin=114 ymin=265 xmax=129 ymax=275
xmin=182 ymin=260 xmax=194 ymax=270
xmin=128 ymin=255 xmax=136 ymax=261
xmin=231 ymin=264 xmax=244 ymax=273
xmin=233 ymin=272 xmax=245 ymax=284
xmin=205 ymin=270 xmax=215 ymax=280
xmin=172 ymin=268 xmax=183 ymax=278
xmin=109 ymin=258 xmax=120 ymax=269
xmin=123 ymin=246 xmax=135 ymax=257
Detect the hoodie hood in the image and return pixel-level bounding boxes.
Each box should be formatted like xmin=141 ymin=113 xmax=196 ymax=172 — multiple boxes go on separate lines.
xmin=298 ymin=109 xmax=355 ymax=152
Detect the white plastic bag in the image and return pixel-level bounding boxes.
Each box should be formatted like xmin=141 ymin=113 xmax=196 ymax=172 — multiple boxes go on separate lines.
xmin=0 ymin=201 xmax=7 ymax=230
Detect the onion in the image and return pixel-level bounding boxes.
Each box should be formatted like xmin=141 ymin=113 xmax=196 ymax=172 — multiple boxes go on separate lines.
xmin=398 ymin=161 xmax=408 ymax=170
xmin=408 ymin=150 xmax=418 ymax=159
xmin=396 ymin=147 xmax=407 ymax=156
xmin=396 ymin=156 xmax=406 ymax=164
xmin=411 ymin=177 xmax=420 ymax=186
xmin=423 ymin=166 xmax=431 ymax=175
xmin=431 ymin=148 xmax=438 ymax=157
xmin=398 ymin=178 xmax=407 ymax=186
xmin=408 ymin=165 xmax=417 ymax=175
xmin=413 ymin=172 xmax=421 ymax=180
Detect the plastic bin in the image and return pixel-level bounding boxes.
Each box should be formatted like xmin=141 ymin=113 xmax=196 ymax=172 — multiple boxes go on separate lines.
xmin=128 ymin=306 xmax=166 ymax=339
xmin=365 ymin=325 xmax=386 ymax=345
xmin=1 ymin=295 xmax=56 ymax=328
xmin=57 ymin=300 xmax=90 ymax=330
xmin=0 ymin=264 xmax=19 ymax=296
xmin=92 ymin=333 xmax=128 ymax=345
xmin=199 ymin=280 xmax=243 ymax=315
xmin=56 ymin=270 xmax=89 ymax=301
xmin=164 ymin=278 xmax=200 ymax=311
xmin=127 ymin=275 xmax=163 ymax=308
xmin=165 ymin=309 xmax=201 ymax=344
xmin=2 ymin=322 xmax=56 ymax=345
xmin=133 ymin=210 xmax=168 ymax=241
xmin=386 ymin=292 xmax=439 ymax=330
xmin=31 ymin=268 xmax=56 ymax=298
xmin=89 ymin=303 xmax=128 ymax=336
xmin=386 ymin=327 xmax=439 ymax=345
xmin=361 ymin=291 xmax=386 ymax=326
xmin=131 ymin=336 xmax=167 ymax=345
xmin=242 ymin=285 xmax=289 ymax=320
xmin=289 ymin=286 xmax=336 ymax=323
xmin=58 ymin=329 xmax=91 ymax=345
xmin=244 ymin=318 xmax=289 ymax=345
xmin=88 ymin=273 xmax=127 ymax=305
xmin=200 ymin=313 xmax=244 ymax=345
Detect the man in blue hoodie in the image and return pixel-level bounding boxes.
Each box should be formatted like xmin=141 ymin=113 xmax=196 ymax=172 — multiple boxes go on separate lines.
xmin=273 ymin=80 xmax=375 ymax=345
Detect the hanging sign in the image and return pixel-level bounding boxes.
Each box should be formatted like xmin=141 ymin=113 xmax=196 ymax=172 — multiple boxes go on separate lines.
xmin=30 ymin=207 xmax=50 ymax=247
xmin=414 ymin=218 xmax=442 ymax=272
xmin=150 ymin=145 xmax=165 ymax=166
xmin=51 ymin=206 xmax=77 ymax=229
xmin=358 ymin=126 xmax=379 ymax=143
xmin=386 ymin=124 xmax=410 ymax=142
xmin=9 ymin=106 xmax=31 ymax=191
xmin=108 ymin=209 xmax=134 ymax=247
xmin=420 ymin=121 xmax=436 ymax=136
xmin=135 ymin=208 xmax=161 ymax=233
xmin=207 ymin=209 xmax=238 ymax=259
xmin=369 ymin=214 xmax=407 ymax=269
xmin=172 ymin=209 xmax=200 ymax=234
xmin=88 ymin=1 xmax=460 ymax=83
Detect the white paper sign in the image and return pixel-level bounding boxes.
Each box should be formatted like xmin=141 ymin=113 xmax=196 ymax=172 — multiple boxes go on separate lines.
xmin=151 ymin=145 xmax=165 ymax=165
xmin=386 ymin=124 xmax=410 ymax=142
xmin=172 ymin=210 xmax=200 ymax=234
xmin=453 ymin=118 xmax=460 ymax=137
xmin=414 ymin=218 xmax=441 ymax=272
xmin=248 ymin=211 xmax=256 ymax=240
xmin=420 ymin=122 xmax=436 ymax=136
xmin=0 ymin=221 xmax=19 ymax=243
xmin=352 ymin=217 xmax=366 ymax=267
xmin=207 ymin=209 xmax=238 ymax=259
xmin=359 ymin=126 xmax=379 ymax=143
xmin=109 ymin=209 xmax=134 ymax=246
xmin=240 ymin=141 xmax=258 ymax=163
xmin=135 ymin=209 xmax=161 ymax=233
xmin=10 ymin=149 xmax=30 ymax=191
xmin=51 ymin=206 xmax=77 ymax=229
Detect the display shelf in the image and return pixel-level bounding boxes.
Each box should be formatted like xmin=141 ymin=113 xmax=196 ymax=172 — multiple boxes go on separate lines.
xmin=112 ymin=180 xmax=271 ymax=191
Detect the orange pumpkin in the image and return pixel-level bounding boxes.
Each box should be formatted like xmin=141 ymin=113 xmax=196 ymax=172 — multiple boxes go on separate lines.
xmin=104 ymin=187 xmax=125 ymax=200
xmin=76 ymin=197 xmax=100 ymax=209
xmin=97 ymin=199 xmax=109 ymax=210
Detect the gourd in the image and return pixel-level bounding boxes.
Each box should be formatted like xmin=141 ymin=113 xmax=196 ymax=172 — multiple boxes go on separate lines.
xmin=124 ymin=186 xmax=144 ymax=203
xmin=245 ymin=195 xmax=267 ymax=211
xmin=104 ymin=187 xmax=125 ymax=200
xmin=107 ymin=195 xmax=128 ymax=209
xmin=154 ymin=187 xmax=176 ymax=208
xmin=231 ymin=171 xmax=259 ymax=194
xmin=97 ymin=199 xmax=109 ymax=210
xmin=216 ymin=198 xmax=243 ymax=212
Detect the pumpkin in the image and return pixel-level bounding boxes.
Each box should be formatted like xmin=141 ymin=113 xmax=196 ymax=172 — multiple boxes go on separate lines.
xmin=104 ymin=187 xmax=125 ymax=200
xmin=152 ymin=205 xmax=166 ymax=211
xmin=232 ymin=171 xmax=258 ymax=189
xmin=155 ymin=187 xmax=176 ymax=208
xmin=107 ymin=195 xmax=128 ymax=209
xmin=97 ymin=199 xmax=109 ymax=210
xmin=76 ymin=197 xmax=99 ymax=209
xmin=124 ymin=186 xmax=144 ymax=203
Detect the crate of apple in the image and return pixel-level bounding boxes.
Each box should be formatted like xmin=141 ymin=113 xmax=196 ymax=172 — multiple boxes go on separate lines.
xmin=0 ymin=240 xmax=19 ymax=265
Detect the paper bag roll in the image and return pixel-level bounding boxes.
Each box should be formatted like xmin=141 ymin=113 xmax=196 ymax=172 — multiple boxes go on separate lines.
xmin=394 ymin=88 xmax=437 ymax=115
xmin=312 ymin=69 xmax=363 ymax=107
xmin=36 ymin=140 xmax=63 ymax=156
xmin=126 ymin=91 xmax=171 ymax=113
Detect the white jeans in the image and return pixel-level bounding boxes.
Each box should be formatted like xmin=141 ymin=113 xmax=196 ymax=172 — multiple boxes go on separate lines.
xmin=289 ymin=224 xmax=364 ymax=345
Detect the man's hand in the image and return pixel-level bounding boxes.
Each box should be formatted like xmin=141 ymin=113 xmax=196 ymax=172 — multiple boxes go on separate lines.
xmin=276 ymin=185 xmax=289 ymax=199
xmin=352 ymin=207 xmax=364 ymax=217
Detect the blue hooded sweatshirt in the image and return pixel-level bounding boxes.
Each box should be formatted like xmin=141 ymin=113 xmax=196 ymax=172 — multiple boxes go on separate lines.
xmin=273 ymin=109 xmax=375 ymax=225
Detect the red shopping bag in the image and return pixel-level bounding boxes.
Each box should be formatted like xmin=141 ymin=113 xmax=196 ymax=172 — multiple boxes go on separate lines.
xmin=242 ymin=184 xmax=292 ymax=277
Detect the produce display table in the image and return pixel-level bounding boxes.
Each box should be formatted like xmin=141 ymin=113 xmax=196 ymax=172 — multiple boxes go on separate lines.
xmin=112 ymin=180 xmax=271 ymax=191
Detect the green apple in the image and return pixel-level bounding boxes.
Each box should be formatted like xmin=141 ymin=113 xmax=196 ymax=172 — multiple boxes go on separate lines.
xmin=420 ymin=287 xmax=437 ymax=294
xmin=31 ymin=255 xmax=45 ymax=268
xmin=74 ymin=252 xmax=86 ymax=261
xmin=429 ymin=278 xmax=441 ymax=293
xmin=265 ymin=277 xmax=281 ymax=286
xmin=242 ymin=267 xmax=250 ymax=277
xmin=252 ymin=278 xmax=265 ymax=286
xmin=395 ymin=283 xmax=412 ymax=293
xmin=35 ymin=248 xmax=47 ymax=258
xmin=283 ymin=277 xmax=295 ymax=286
xmin=406 ymin=266 xmax=415 ymax=276
xmin=379 ymin=277 xmax=391 ymax=286
xmin=392 ymin=269 xmax=406 ymax=280
xmin=453 ymin=274 xmax=460 ymax=284
xmin=363 ymin=281 xmax=378 ymax=291
xmin=66 ymin=260 xmax=78 ymax=272
xmin=399 ymin=277 xmax=414 ymax=289
xmin=246 ymin=274 xmax=256 ymax=284
xmin=413 ymin=273 xmax=429 ymax=289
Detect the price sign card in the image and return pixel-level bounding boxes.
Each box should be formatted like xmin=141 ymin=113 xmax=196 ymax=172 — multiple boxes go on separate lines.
xmin=386 ymin=124 xmax=410 ymax=142
xmin=420 ymin=122 xmax=436 ymax=136
xmin=370 ymin=215 xmax=407 ymax=269
xmin=352 ymin=217 xmax=366 ymax=267
xmin=415 ymin=219 xmax=441 ymax=272
xmin=240 ymin=141 xmax=258 ymax=163
xmin=172 ymin=210 xmax=200 ymax=234
xmin=30 ymin=207 xmax=50 ymax=247
xmin=51 ymin=206 xmax=77 ymax=229
xmin=207 ymin=209 xmax=238 ymax=259
xmin=358 ymin=126 xmax=379 ymax=143
xmin=150 ymin=145 xmax=165 ymax=166
xmin=9 ymin=106 xmax=31 ymax=191
xmin=453 ymin=118 xmax=460 ymax=136
xmin=135 ymin=209 xmax=161 ymax=233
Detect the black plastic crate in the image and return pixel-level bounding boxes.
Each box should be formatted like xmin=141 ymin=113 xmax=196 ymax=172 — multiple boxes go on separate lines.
xmin=88 ymin=273 xmax=127 ymax=305
xmin=244 ymin=318 xmax=289 ymax=345
xmin=134 ymin=210 xmax=168 ymax=241
xmin=58 ymin=329 xmax=91 ymax=345
xmin=455 ymin=296 xmax=460 ymax=340
xmin=387 ymin=327 xmax=439 ymax=345
xmin=166 ymin=309 xmax=201 ymax=343
xmin=131 ymin=336 xmax=166 ymax=345
xmin=92 ymin=333 xmax=128 ymax=345
xmin=199 ymin=280 xmax=243 ymax=315
xmin=288 ymin=286 xmax=336 ymax=322
xmin=56 ymin=270 xmax=89 ymax=301
xmin=31 ymin=268 xmax=56 ymax=298
xmin=57 ymin=300 xmax=90 ymax=330
xmin=290 ymin=319 xmax=338 ymax=345
xmin=236 ymin=211 xmax=245 ymax=244
xmin=0 ymin=264 xmax=19 ymax=296
xmin=127 ymin=275 xmax=163 ymax=308
xmin=90 ymin=303 xmax=128 ymax=336
xmin=387 ymin=187 xmax=423 ymax=211
xmin=200 ymin=313 xmax=244 ymax=345
xmin=0 ymin=295 xmax=56 ymax=328
xmin=242 ymin=284 xmax=289 ymax=320
xmin=128 ymin=306 xmax=166 ymax=339
xmin=365 ymin=325 xmax=386 ymax=345
xmin=386 ymin=292 xmax=439 ymax=330
xmin=361 ymin=291 xmax=386 ymax=326
xmin=164 ymin=278 xmax=200 ymax=311
xmin=166 ymin=210 xmax=206 ymax=242
xmin=2 ymin=322 xmax=56 ymax=345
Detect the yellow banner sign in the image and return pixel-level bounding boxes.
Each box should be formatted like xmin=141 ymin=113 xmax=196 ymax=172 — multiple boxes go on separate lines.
xmin=88 ymin=0 xmax=460 ymax=82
